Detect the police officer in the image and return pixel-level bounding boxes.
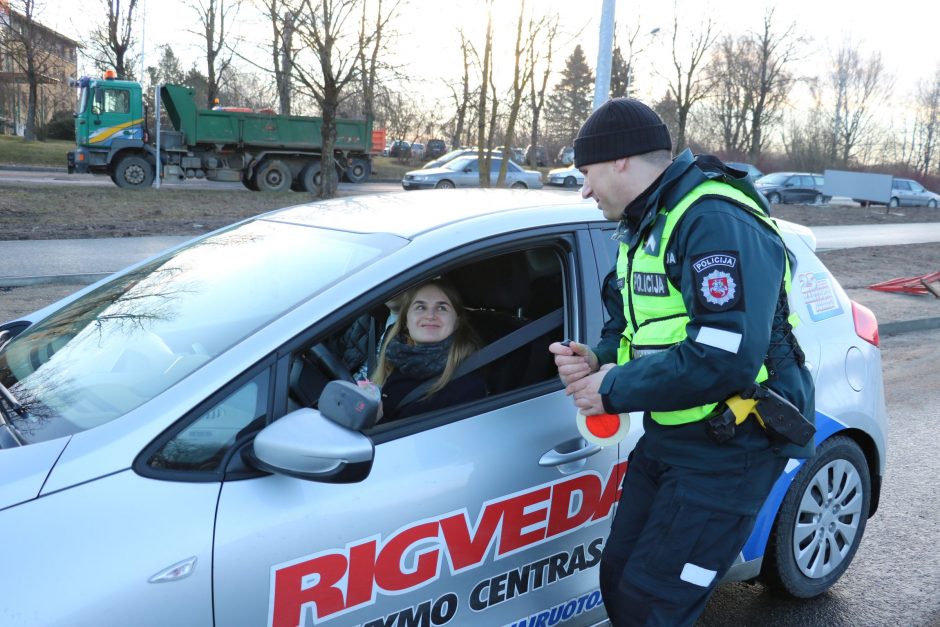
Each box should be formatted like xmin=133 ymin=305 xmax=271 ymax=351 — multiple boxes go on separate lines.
xmin=549 ymin=98 xmax=815 ymax=626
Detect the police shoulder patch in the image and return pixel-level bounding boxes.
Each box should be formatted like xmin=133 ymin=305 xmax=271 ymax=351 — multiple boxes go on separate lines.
xmin=691 ymin=251 xmax=743 ymax=311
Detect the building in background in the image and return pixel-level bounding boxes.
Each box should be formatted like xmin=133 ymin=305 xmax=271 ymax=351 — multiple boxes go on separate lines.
xmin=0 ymin=0 xmax=79 ymax=136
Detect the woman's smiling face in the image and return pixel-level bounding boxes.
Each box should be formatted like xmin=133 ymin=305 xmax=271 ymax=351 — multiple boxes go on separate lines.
xmin=406 ymin=284 xmax=458 ymax=344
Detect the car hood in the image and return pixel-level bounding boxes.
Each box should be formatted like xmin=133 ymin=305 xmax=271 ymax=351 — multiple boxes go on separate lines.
xmin=0 ymin=435 xmax=69 ymax=510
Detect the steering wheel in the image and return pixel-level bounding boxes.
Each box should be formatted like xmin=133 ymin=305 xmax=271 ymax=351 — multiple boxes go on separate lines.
xmin=307 ymin=343 xmax=355 ymax=383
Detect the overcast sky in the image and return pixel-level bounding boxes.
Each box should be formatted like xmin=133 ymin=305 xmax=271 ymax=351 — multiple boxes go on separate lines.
xmin=47 ymin=0 xmax=940 ymax=111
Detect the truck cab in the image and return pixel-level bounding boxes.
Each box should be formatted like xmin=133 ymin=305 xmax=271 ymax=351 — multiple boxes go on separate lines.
xmin=68 ymin=73 xmax=150 ymax=185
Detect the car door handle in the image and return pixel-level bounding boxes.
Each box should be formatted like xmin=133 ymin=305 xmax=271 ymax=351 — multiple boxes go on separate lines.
xmin=539 ymin=437 xmax=602 ymax=467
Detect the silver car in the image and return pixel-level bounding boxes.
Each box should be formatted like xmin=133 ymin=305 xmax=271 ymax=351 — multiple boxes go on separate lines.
xmin=0 ymin=190 xmax=886 ymax=626
xmin=402 ymin=156 xmax=543 ymax=190
xmin=547 ymin=165 xmax=584 ymax=188
xmin=890 ymin=178 xmax=940 ymax=208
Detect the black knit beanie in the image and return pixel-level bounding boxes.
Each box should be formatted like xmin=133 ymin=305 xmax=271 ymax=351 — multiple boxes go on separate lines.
xmin=574 ymin=98 xmax=672 ymax=168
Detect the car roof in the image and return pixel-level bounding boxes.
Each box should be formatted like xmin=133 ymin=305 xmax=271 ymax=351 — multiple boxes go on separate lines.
xmin=261 ymin=189 xmax=595 ymax=238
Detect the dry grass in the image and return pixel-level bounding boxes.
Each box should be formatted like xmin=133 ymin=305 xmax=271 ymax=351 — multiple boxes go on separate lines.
xmin=0 ymin=136 xmax=74 ymax=167
xmin=0 ymin=184 xmax=305 ymax=240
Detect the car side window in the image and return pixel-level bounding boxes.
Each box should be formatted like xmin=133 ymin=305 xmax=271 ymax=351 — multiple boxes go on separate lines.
xmin=911 ymin=181 xmax=925 ymax=192
xmin=146 ymin=368 xmax=271 ymax=473
xmin=285 ymin=246 xmax=566 ymax=424
xmin=894 ymin=180 xmax=910 ymax=191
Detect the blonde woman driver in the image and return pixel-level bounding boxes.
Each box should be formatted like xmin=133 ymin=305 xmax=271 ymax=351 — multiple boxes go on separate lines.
xmin=370 ymin=278 xmax=487 ymax=422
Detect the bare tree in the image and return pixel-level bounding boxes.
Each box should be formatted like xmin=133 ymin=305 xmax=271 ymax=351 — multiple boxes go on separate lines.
xmin=702 ymin=11 xmax=799 ymax=162
xmin=828 ymin=43 xmax=893 ymax=167
xmin=446 ymin=30 xmax=473 ymax=150
xmin=85 ymin=0 xmax=139 ymax=79
xmin=293 ymin=0 xmax=394 ymax=197
xmin=356 ymin=0 xmax=401 ymax=122
xmin=475 ymin=3 xmax=493 ymax=187
xmin=188 ymin=0 xmax=241 ymax=107
xmin=527 ymin=16 xmax=559 ymax=164
xmin=0 ymin=0 xmax=59 ymax=140
xmin=914 ymin=67 xmax=940 ymax=176
xmin=252 ymin=0 xmax=298 ymax=115
xmin=665 ymin=12 xmax=718 ymax=151
xmin=495 ymin=0 xmax=538 ymax=186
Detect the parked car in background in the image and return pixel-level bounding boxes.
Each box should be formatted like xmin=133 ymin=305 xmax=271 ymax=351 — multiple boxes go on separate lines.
xmin=423 ymin=148 xmax=520 ymax=171
xmin=547 ymin=164 xmax=584 ymax=188
xmin=0 ymin=189 xmax=886 ymax=626
xmin=525 ymin=144 xmax=549 ymax=167
xmin=388 ymin=140 xmax=411 ymax=158
xmin=755 ymin=172 xmax=828 ymax=205
xmin=725 ymin=161 xmax=764 ymax=180
xmin=557 ymin=146 xmax=574 ymax=166
xmin=887 ymin=178 xmax=940 ymax=208
xmin=410 ymin=142 xmax=425 ymax=160
xmin=402 ymin=155 xmax=543 ymax=190
xmin=425 ymin=139 xmax=447 ymax=159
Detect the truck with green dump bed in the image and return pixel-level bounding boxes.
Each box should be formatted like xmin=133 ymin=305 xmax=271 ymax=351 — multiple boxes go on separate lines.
xmin=67 ymin=74 xmax=377 ymax=191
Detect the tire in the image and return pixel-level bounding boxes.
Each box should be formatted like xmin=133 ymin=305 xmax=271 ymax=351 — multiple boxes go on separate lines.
xmin=889 ymin=197 xmax=900 ymax=208
xmin=435 ymin=180 xmax=455 ymax=189
xmin=813 ymin=193 xmax=822 ymax=205
xmin=928 ymin=199 xmax=938 ymax=208
xmin=255 ymin=160 xmax=292 ymax=192
xmin=768 ymin=192 xmax=781 ymax=205
xmin=113 ymin=155 xmax=154 ymax=188
xmin=300 ymin=162 xmax=321 ymax=192
xmin=563 ymin=176 xmax=577 ymax=188
xmin=241 ymin=171 xmax=259 ymax=191
xmin=510 ymin=181 xmax=527 ymax=189
xmin=761 ymin=435 xmax=871 ymax=599
xmin=345 ymin=158 xmax=370 ymax=183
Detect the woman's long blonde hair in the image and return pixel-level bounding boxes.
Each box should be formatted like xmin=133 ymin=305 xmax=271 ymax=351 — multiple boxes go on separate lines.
xmin=372 ymin=278 xmax=480 ymax=395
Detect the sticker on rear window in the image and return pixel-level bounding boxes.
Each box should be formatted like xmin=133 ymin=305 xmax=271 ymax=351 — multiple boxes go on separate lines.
xmin=798 ymin=272 xmax=844 ymax=321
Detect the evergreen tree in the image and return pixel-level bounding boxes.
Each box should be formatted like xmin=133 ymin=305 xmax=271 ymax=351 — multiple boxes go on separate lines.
xmin=547 ymin=45 xmax=594 ymax=147
xmin=609 ymin=47 xmax=633 ymax=98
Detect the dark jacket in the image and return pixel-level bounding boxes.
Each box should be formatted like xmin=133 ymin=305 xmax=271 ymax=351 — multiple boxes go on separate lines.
xmin=594 ymin=149 xmax=815 ymax=466
xmin=380 ymin=370 xmax=487 ymax=423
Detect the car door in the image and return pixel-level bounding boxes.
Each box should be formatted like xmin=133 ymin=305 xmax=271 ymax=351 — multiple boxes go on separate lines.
xmin=908 ymin=180 xmax=927 ymax=205
xmin=893 ymin=179 xmax=911 ymax=205
xmin=211 ymin=233 xmax=621 ymax=627
xmin=453 ymin=158 xmax=480 ymax=187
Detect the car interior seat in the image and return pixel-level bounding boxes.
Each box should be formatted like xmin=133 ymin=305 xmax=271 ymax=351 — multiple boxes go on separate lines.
xmin=452 ymin=248 xmax=563 ymax=395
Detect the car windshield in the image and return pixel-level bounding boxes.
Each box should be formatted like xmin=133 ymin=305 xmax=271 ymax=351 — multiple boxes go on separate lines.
xmin=0 ymin=219 xmax=399 ymax=444
xmin=756 ymin=173 xmax=790 ymax=185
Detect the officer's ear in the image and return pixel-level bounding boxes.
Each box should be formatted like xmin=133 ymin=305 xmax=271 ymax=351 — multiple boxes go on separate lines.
xmin=614 ymin=157 xmax=630 ymax=173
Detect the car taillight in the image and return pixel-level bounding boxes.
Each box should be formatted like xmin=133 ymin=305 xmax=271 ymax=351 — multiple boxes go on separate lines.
xmin=851 ymin=301 xmax=879 ymax=347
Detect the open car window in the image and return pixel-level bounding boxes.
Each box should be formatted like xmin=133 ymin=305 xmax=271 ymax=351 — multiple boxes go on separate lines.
xmin=285 ymin=245 xmax=566 ymax=423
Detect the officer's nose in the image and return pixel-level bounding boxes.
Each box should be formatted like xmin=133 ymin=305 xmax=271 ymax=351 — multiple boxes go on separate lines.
xmin=581 ymin=180 xmax=593 ymax=200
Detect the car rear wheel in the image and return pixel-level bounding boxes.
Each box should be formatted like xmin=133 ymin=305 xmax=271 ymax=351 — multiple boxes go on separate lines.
xmin=889 ymin=197 xmax=900 ymax=208
xmin=768 ymin=192 xmax=781 ymax=204
xmin=510 ymin=182 xmax=527 ymax=189
xmin=813 ymin=193 xmax=823 ymax=205
xmin=564 ymin=176 xmax=578 ymax=188
xmin=435 ymin=180 xmax=455 ymax=189
xmin=761 ymin=435 xmax=870 ymax=598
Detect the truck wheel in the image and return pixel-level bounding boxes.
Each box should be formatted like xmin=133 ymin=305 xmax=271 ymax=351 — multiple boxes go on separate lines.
xmin=114 ymin=155 xmax=154 ymax=188
xmin=256 ymin=160 xmax=292 ymax=193
xmin=300 ymin=163 xmax=322 ymax=193
xmin=761 ymin=436 xmax=870 ymax=599
xmin=346 ymin=158 xmax=370 ymax=184
xmin=241 ymin=172 xmax=259 ymax=191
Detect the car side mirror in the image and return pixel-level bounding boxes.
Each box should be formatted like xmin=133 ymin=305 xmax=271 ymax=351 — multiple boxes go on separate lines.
xmin=246 ymin=382 xmax=378 ymax=483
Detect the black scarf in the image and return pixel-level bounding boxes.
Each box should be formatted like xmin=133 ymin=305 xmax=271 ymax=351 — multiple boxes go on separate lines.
xmin=384 ymin=334 xmax=454 ymax=380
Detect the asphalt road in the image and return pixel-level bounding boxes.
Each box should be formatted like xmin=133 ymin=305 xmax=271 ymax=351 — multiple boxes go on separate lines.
xmin=698 ymin=329 xmax=940 ymax=626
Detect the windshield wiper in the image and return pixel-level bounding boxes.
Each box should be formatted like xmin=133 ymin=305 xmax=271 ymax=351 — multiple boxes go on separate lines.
xmin=0 ymin=380 xmax=25 ymax=418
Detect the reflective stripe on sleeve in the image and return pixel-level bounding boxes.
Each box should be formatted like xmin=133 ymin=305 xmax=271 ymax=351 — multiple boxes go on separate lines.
xmin=694 ymin=326 xmax=742 ymax=354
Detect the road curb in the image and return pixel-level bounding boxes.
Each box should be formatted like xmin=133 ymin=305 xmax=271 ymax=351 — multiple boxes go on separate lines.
xmin=0 ymin=273 xmax=110 ymax=288
xmin=879 ymin=317 xmax=940 ymax=336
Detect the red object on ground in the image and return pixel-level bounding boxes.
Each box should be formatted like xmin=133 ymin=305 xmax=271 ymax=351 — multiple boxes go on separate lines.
xmin=868 ymin=270 xmax=940 ymax=297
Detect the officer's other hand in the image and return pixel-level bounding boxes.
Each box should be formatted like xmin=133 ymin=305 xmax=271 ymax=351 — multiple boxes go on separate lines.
xmin=567 ymin=365 xmax=613 ymax=416
xmin=549 ymin=341 xmax=599 ymax=386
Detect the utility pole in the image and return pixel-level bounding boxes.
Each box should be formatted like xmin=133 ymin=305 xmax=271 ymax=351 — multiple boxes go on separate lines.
xmin=593 ymin=0 xmax=616 ymax=111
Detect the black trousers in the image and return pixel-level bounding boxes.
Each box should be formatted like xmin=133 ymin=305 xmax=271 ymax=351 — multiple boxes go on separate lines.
xmin=600 ymin=432 xmax=787 ymax=626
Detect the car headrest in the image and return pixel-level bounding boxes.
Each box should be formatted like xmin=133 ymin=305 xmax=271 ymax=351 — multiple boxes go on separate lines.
xmin=452 ymin=253 xmax=530 ymax=311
